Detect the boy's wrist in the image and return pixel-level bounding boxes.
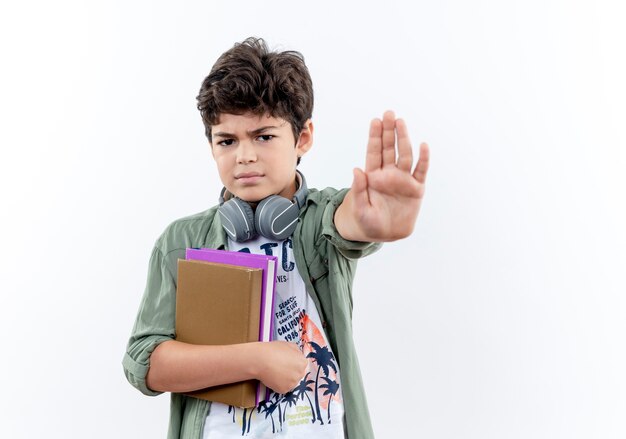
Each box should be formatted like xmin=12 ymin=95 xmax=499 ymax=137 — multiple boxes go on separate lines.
xmin=334 ymin=191 xmax=368 ymax=242
xmin=243 ymin=342 xmax=265 ymax=380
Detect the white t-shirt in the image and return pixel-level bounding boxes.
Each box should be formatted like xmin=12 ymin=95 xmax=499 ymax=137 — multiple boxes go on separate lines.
xmin=203 ymin=235 xmax=345 ymax=438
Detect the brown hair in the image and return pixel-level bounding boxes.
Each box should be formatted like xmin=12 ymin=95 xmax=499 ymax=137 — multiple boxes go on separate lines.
xmin=197 ymin=37 xmax=314 ymax=143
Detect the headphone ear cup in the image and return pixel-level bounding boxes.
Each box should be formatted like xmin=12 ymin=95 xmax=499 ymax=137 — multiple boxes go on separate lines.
xmin=218 ymin=198 xmax=257 ymax=242
xmin=255 ymin=195 xmax=300 ymax=241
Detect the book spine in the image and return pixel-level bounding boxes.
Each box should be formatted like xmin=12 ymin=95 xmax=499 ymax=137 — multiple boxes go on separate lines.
xmin=247 ymin=270 xmax=263 ymax=406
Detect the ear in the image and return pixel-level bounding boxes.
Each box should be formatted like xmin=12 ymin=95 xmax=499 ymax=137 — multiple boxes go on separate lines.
xmin=295 ymin=119 xmax=314 ymax=159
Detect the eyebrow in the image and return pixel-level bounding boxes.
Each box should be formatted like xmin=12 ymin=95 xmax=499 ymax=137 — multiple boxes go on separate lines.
xmin=213 ymin=125 xmax=280 ymax=139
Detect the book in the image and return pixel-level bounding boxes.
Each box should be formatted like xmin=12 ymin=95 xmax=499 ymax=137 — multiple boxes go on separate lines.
xmin=185 ymin=248 xmax=278 ymax=406
xmin=175 ymin=259 xmax=262 ymax=408
xmin=185 ymin=247 xmax=278 ymax=344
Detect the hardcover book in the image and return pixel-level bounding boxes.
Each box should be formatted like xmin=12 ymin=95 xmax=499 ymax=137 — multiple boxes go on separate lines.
xmin=175 ymin=250 xmax=277 ymax=408
xmin=185 ymin=247 xmax=277 ymax=343
xmin=176 ymin=259 xmax=261 ymax=408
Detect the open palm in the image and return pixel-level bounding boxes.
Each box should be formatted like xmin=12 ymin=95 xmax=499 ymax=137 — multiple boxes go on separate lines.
xmin=340 ymin=110 xmax=429 ymax=242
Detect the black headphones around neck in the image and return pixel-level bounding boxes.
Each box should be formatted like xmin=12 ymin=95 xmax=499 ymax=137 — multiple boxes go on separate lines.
xmin=217 ymin=170 xmax=309 ymax=242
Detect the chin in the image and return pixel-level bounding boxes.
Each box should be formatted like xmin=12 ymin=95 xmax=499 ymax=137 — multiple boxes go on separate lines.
xmin=233 ymin=189 xmax=271 ymax=203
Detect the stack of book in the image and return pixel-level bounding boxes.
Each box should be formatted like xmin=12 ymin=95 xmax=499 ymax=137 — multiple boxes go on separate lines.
xmin=175 ymin=248 xmax=278 ymax=408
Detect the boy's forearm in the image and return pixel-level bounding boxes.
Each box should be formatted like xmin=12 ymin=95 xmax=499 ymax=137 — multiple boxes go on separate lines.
xmin=145 ymin=340 xmax=261 ymax=393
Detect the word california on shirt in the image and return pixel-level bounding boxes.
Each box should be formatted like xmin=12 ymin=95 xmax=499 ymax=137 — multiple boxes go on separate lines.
xmin=203 ymin=235 xmax=345 ymax=438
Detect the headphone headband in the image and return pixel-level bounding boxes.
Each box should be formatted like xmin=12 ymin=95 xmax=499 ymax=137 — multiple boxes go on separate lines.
xmin=218 ymin=171 xmax=309 ymax=242
xmin=218 ymin=170 xmax=307 ymax=207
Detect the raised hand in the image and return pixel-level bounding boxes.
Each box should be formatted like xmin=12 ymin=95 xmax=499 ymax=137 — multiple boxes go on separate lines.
xmin=335 ymin=110 xmax=429 ymax=242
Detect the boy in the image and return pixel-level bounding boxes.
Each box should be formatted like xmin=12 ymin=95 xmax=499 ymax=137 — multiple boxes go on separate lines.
xmin=123 ymin=37 xmax=429 ymax=439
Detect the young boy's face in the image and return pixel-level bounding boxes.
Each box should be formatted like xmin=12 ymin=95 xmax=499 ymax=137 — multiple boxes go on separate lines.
xmin=210 ymin=112 xmax=312 ymax=203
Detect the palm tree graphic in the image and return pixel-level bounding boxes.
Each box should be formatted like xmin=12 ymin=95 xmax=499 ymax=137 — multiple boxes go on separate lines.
xmin=256 ymin=400 xmax=278 ymax=433
xmin=240 ymin=408 xmax=247 ymax=436
xmin=240 ymin=407 xmax=254 ymax=436
xmin=271 ymin=392 xmax=284 ymax=431
xmin=294 ymin=372 xmax=316 ymax=423
xmin=306 ymin=341 xmax=338 ymax=425
xmin=319 ymin=376 xmax=340 ymax=423
xmin=228 ymin=405 xmax=236 ymax=423
xmin=281 ymin=390 xmax=299 ymax=423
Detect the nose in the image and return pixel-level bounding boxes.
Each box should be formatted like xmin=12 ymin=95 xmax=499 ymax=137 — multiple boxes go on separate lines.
xmin=237 ymin=141 xmax=257 ymax=164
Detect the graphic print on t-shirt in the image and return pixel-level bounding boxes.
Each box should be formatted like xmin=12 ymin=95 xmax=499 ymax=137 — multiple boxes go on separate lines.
xmin=203 ymin=236 xmax=344 ymax=438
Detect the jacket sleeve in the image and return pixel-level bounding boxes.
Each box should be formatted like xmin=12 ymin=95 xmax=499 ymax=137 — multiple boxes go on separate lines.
xmin=122 ymin=245 xmax=177 ymax=396
xmin=318 ymin=188 xmax=382 ymax=259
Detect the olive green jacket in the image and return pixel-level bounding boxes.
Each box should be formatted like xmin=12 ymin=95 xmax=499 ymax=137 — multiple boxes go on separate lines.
xmin=123 ymin=187 xmax=380 ymax=438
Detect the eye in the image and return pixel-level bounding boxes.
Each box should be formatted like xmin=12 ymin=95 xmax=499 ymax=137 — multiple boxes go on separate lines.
xmin=257 ymin=134 xmax=274 ymax=142
xmin=217 ymin=138 xmax=235 ymax=147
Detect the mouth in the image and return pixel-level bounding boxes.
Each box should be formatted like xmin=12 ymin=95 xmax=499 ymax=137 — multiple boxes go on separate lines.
xmin=235 ymin=172 xmax=264 ymax=185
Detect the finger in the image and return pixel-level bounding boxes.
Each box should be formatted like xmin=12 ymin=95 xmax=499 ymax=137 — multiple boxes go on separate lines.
xmin=412 ymin=142 xmax=430 ymax=184
xmin=395 ymin=118 xmax=413 ymax=172
xmin=365 ymin=118 xmax=382 ymax=172
xmin=351 ymin=167 xmax=370 ymax=207
xmin=381 ymin=110 xmax=396 ymax=168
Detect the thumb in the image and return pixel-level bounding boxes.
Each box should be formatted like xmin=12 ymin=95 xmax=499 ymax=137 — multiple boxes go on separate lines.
xmin=351 ymin=168 xmax=370 ymax=207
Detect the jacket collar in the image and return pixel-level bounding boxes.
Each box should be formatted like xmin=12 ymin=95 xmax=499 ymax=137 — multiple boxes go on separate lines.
xmin=204 ymin=208 xmax=228 ymax=250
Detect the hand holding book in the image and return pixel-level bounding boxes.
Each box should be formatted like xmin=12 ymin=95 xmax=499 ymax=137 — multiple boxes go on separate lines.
xmin=254 ymin=340 xmax=308 ymax=395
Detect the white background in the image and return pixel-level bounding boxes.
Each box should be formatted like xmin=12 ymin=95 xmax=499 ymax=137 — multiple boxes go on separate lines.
xmin=1 ymin=1 xmax=625 ymax=437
